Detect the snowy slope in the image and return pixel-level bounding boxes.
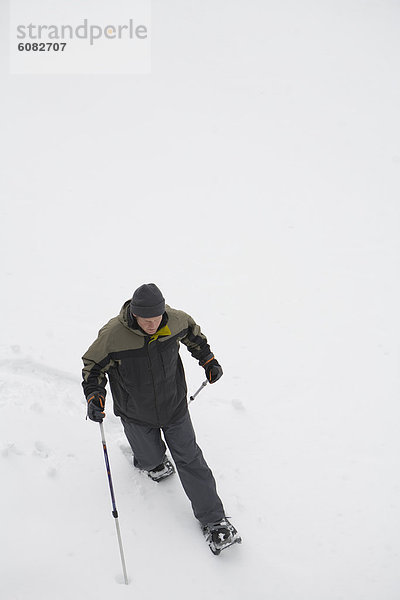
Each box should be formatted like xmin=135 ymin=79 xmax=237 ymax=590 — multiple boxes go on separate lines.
xmin=0 ymin=357 xmax=255 ymax=600
xmin=1 ymin=0 xmax=400 ymax=599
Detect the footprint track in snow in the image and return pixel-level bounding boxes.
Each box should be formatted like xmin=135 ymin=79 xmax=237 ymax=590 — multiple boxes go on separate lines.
xmin=1 ymin=443 xmax=24 ymax=458
xmin=33 ymin=441 xmax=51 ymax=459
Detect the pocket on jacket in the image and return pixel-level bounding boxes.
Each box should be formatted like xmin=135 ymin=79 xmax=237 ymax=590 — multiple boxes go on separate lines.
xmin=159 ymin=343 xmax=178 ymax=378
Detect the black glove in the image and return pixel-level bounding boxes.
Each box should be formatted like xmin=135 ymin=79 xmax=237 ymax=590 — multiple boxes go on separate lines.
xmin=87 ymin=392 xmax=106 ymax=422
xmin=203 ymin=358 xmax=223 ymax=384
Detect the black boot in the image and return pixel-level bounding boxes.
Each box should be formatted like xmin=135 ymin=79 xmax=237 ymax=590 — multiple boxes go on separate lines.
xmin=202 ymin=519 xmax=242 ymax=555
xmin=147 ymin=456 xmax=175 ymax=482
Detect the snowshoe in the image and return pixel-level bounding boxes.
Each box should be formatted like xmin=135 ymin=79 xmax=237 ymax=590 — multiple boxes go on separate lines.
xmin=147 ymin=456 xmax=175 ymax=482
xmin=202 ymin=518 xmax=242 ymax=555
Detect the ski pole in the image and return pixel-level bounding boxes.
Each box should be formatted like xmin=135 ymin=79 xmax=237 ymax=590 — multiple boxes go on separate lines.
xmin=99 ymin=422 xmax=129 ymax=585
xmin=189 ymin=380 xmax=208 ymax=404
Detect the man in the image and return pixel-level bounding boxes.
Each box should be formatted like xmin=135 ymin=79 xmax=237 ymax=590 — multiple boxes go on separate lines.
xmin=82 ymin=283 xmax=241 ymax=554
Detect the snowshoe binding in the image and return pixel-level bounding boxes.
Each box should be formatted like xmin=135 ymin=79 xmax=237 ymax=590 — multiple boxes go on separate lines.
xmin=202 ymin=518 xmax=242 ymax=555
xmin=147 ymin=456 xmax=175 ymax=482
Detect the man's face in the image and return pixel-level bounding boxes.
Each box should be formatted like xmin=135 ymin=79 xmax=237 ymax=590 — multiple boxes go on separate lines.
xmin=134 ymin=314 xmax=163 ymax=335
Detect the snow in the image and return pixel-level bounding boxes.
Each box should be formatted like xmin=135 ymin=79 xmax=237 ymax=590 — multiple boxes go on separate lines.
xmin=1 ymin=1 xmax=400 ymax=598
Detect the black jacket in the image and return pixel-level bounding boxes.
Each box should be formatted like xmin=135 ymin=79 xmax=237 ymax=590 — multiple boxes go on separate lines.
xmin=82 ymin=302 xmax=214 ymax=427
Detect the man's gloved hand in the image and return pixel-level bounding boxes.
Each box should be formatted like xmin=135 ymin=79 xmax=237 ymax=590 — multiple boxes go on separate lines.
xmin=203 ymin=358 xmax=223 ymax=384
xmin=87 ymin=392 xmax=106 ymax=422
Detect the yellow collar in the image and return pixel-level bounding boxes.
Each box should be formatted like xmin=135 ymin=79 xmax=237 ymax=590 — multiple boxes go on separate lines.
xmin=149 ymin=324 xmax=171 ymax=343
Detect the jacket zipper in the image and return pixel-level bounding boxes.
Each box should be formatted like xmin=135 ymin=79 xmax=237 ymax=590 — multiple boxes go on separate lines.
xmin=146 ymin=337 xmax=161 ymax=426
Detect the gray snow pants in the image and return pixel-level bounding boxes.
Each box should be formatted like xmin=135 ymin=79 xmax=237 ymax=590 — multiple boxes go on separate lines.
xmin=121 ymin=410 xmax=225 ymax=526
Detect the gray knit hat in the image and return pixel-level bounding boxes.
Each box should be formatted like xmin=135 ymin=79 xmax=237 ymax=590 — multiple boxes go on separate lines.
xmin=130 ymin=283 xmax=165 ymax=318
